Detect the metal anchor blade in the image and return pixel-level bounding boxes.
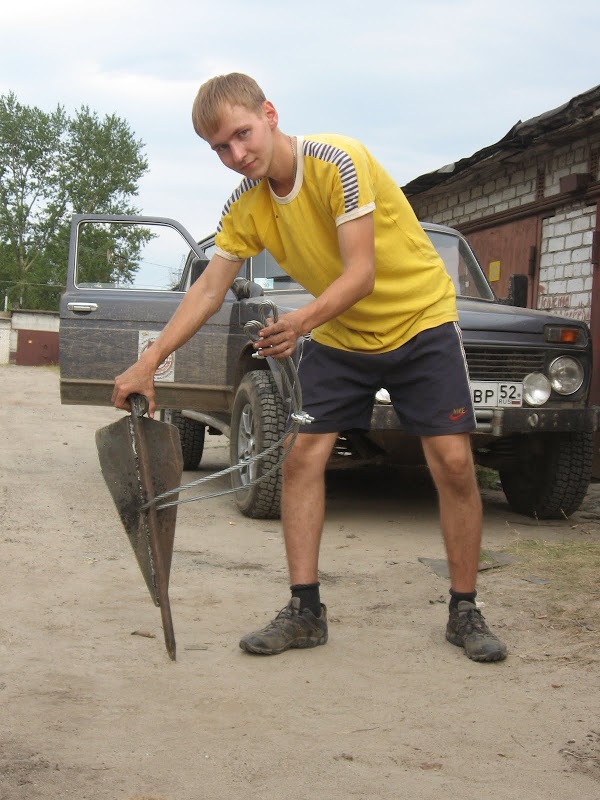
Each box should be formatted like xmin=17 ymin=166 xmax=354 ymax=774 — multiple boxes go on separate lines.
xmin=95 ymin=395 xmax=183 ymax=660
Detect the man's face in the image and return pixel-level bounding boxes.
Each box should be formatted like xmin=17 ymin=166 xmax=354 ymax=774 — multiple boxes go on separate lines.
xmin=206 ymin=102 xmax=277 ymax=180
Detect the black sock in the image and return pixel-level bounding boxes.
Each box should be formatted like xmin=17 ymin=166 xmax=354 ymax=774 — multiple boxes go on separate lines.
xmin=449 ymin=588 xmax=477 ymax=611
xmin=291 ymin=583 xmax=321 ymax=617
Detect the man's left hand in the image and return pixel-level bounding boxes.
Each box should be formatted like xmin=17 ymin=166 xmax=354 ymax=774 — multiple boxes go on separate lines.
xmin=254 ymin=313 xmax=302 ymax=358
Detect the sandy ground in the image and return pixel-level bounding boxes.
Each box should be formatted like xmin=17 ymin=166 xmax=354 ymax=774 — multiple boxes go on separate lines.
xmin=1 ymin=363 xmax=600 ymax=800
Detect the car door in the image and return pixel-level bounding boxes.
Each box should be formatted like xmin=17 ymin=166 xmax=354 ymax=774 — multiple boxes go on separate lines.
xmin=59 ymin=214 xmax=246 ymax=413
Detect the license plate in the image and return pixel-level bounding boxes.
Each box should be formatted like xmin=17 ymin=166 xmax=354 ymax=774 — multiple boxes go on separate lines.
xmin=470 ymin=381 xmax=523 ymax=408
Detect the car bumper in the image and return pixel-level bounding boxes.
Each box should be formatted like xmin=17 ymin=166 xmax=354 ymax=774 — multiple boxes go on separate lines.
xmin=481 ymin=406 xmax=600 ymax=436
xmin=369 ymin=404 xmax=600 ymax=436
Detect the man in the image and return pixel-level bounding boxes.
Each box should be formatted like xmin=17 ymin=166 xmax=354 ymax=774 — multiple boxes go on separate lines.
xmin=112 ymin=73 xmax=507 ymax=663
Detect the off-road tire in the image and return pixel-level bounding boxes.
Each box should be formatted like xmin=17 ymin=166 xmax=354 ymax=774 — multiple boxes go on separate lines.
xmin=230 ymin=370 xmax=286 ymax=519
xmin=499 ymin=431 xmax=593 ymax=519
xmin=160 ymin=409 xmax=206 ymax=471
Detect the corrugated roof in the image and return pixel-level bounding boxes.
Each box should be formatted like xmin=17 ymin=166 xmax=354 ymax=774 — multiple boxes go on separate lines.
xmin=402 ymin=84 xmax=600 ymax=197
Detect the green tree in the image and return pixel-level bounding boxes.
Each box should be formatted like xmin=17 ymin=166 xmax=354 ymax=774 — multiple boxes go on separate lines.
xmin=0 ymin=92 xmax=149 ymax=310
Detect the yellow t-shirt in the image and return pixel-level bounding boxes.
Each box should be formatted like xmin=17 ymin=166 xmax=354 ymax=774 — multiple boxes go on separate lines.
xmin=214 ymin=133 xmax=457 ymax=353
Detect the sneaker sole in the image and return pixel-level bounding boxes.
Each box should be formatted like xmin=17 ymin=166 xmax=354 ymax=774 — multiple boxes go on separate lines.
xmin=446 ymin=631 xmax=507 ymax=662
xmin=239 ymin=633 xmax=328 ymax=656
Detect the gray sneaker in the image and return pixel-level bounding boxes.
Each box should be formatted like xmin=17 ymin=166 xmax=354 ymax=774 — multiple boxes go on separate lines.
xmin=446 ymin=601 xmax=507 ymax=662
xmin=239 ymin=597 xmax=328 ymax=655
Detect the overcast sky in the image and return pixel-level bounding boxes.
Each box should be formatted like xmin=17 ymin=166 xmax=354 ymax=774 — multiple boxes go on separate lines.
xmin=2 ymin=0 xmax=599 ymax=239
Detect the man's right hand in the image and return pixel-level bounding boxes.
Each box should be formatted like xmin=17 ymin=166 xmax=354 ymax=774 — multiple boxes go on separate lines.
xmin=112 ymin=358 xmax=157 ymax=417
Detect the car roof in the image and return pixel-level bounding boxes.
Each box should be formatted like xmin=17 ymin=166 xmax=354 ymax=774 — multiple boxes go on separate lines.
xmin=197 ymin=220 xmax=462 ymax=248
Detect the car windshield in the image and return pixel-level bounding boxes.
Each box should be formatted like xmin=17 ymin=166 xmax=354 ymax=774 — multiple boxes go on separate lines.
xmin=426 ymin=230 xmax=495 ymax=300
xmin=201 ymin=226 xmax=494 ymax=300
xmin=250 ymin=250 xmax=303 ymax=292
xmin=253 ymin=229 xmax=494 ymax=299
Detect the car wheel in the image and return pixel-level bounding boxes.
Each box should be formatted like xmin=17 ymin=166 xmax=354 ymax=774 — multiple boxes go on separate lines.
xmin=499 ymin=431 xmax=593 ymax=519
xmin=230 ymin=370 xmax=286 ymax=519
xmin=160 ymin=409 xmax=206 ymax=471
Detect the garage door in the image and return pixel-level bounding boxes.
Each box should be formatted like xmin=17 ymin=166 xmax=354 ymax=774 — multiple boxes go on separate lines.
xmin=466 ymin=217 xmax=540 ymax=305
xmin=16 ymin=330 xmax=59 ymax=366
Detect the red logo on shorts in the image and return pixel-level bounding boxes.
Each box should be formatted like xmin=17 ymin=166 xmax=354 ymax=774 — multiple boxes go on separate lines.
xmin=449 ymin=407 xmax=467 ymax=422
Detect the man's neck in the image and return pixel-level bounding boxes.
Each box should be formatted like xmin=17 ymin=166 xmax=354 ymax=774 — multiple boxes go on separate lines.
xmin=269 ymin=134 xmax=296 ymax=197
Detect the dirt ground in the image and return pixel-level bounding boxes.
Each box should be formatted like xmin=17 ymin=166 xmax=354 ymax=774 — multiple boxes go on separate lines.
xmin=2 ymin=364 xmax=600 ymax=800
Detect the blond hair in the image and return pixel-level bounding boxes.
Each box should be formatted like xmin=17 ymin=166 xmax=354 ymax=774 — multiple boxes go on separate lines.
xmin=192 ymin=73 xmax=267 ymax=139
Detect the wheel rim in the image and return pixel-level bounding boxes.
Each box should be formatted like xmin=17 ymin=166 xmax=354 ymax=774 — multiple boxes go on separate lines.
xmin=237 ymin=402 xmax=257 ymax=486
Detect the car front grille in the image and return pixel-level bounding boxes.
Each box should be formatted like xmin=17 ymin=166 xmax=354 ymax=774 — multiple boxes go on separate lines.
xmin=464 ymin=346 xmax=545 ymax=381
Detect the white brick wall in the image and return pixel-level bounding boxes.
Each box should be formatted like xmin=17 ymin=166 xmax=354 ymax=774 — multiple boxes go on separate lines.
xmin=411 ymin=161 xmax=547 ymax=223
xmin=538 ymin=203 xmax=596 ymax=322
xmin=11 ymin=310 xmax=59 ymax=332
xmin=411 ymin=132 xmax=599 ymax=222
xmin=0 ymin=318 xmax=10 ymax=365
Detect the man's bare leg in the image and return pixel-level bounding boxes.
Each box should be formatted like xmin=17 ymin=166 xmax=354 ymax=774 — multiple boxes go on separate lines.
xmin=238 ymin=431 xmax=337 ymax=655
xmin=280 ymin=431 xmax=339 ymax=584
xmin=420 ymin=433 xmax=482 ymax=592
xmin=421 ymin=433 xmax=507 ymax=662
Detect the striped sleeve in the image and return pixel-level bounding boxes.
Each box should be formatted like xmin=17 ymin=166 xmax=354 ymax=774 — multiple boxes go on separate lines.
xmin=302 ymin=140 xmax=360 ymax=215
xmin=216 ymin=177 xmax=262 ymax=234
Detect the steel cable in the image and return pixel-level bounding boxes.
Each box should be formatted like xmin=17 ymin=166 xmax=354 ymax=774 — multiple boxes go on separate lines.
xmin=142 ymin=299 xmax=312 ymax=511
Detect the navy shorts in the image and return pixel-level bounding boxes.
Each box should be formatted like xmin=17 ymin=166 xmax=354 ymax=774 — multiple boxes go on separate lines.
xmin=294 ymin=322 xmax=475 ymax=437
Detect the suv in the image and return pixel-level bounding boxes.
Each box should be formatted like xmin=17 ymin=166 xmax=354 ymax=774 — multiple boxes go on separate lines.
xmin=60 ymin=214 xmax=598 ymax=520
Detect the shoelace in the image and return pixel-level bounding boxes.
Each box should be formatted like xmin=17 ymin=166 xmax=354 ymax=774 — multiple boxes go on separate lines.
xmin=461 ymin=607 xmax=489 ymax=634
xmin=262 ymin=604 xmax=297 ymax=628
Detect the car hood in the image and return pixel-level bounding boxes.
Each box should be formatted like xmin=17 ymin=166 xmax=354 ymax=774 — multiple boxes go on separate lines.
xmin=457 ymin=298 xmax=588 ymax=335
xmin=267 ymin=292 xmax=589 ymax=340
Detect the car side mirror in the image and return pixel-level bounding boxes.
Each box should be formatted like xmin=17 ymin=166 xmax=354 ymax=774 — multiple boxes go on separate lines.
xmin=506 ymin=274 xmax=528 ymax=308
xmin=190 ymin=255 xmax=209 ymax=285
xmin=231 ymin=277 xmax=265 ymax=300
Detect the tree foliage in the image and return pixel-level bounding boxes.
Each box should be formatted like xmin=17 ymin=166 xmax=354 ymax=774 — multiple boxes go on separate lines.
xmin=0 ymin=93 xmax=149 ymax=310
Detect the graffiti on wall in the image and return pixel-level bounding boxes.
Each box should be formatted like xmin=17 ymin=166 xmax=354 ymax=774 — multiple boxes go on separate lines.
xmin=537 ymin=288 xmax=590 ymax=321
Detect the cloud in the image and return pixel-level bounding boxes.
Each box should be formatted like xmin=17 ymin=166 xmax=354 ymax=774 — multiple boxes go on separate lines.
xmin=1 ymin=0 xmax=599 ymax=235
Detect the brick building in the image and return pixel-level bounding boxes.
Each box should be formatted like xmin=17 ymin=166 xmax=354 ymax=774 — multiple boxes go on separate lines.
xmin=403 ymin=85 xmax=600 ymax=390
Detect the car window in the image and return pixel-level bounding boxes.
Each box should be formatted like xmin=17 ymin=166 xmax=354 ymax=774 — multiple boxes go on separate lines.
xmin=75 ymin=221 xmax=190 ymax=292
xmin=198 ymin=240 xmax=303 ymax=293
xmin=198 ymin=240 xmax=248 ymax=285
xmin=202 ymin=243 xmax=217 ymax=259
xmin=250 ymin=251 xmax=303 ymax=292
xmin=426 ymin=230 xmax=494 ymax=300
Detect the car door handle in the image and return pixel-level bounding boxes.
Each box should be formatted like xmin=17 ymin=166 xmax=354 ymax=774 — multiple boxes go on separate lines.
xmin=67 ymin=302 xmax=98 ymax=313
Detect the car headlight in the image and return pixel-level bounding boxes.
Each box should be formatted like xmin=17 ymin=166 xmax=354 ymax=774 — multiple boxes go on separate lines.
xmin=523 ymin=373 xmax=551 ymax=406
xmin=548 ymin=356 xmax=584 ymax=395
